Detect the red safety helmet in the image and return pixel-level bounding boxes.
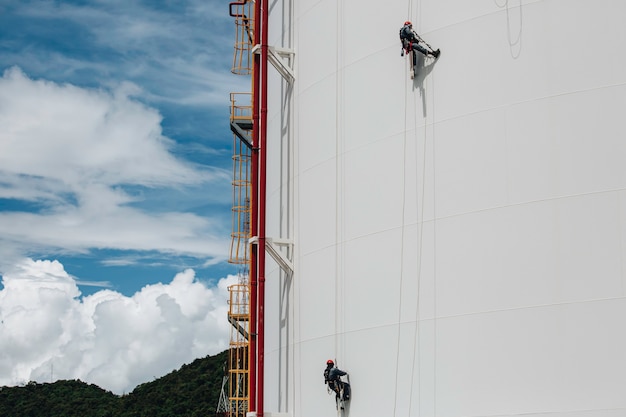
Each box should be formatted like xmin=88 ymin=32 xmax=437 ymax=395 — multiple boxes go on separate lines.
xmin=326 ymin=359 xmax=334 ymax=365
xmin=404 ymin=21 xmax=412 ymax=26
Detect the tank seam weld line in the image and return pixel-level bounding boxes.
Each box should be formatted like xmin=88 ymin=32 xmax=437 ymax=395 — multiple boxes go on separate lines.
xmin=461 ymin=405 xmax=626 ymax=417
xmin=428 ymin=186 xmax=626 ymax=223
xmin=289 ymin=292 xmax=626 ymax=345
xmin=433 ymin=80 xmax=626 ymax=126
xmin=317 ymin=179 xmax=626 ymax=244
xmin=421 ymin=295 xmax=626 ymax=321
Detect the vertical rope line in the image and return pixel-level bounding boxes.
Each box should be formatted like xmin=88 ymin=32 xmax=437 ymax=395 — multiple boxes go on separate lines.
xmin=334 ymin=0 xmax=339 ymax=357
xmin=393 ymin=37 xmax=410 ymax=417
xmin=408 ymin=42 xmax=429 ymax=417
xmin=339 ymin=0 xmax=347 ymax=363
xmin=334 ymin=0 xmax=345 ymax=360
xmin=431 ymin=68 xmax=438 ymax=417
xmin=393 ymin=2 xmax=415 ymax=416
xmin=405 ymin=0 xmax=428 ymax=414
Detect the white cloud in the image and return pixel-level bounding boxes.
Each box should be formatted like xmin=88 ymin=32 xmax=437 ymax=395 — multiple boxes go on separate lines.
xmin=0 ymin=3 xmax=242 ymax=397
xmin=6 ymin=0 xmax=247 ymax=108
xmin=0 ymin=67 xmax=205 ymax=186
xmin=0 ymin=258 xmax=236 ymax=394
xmin=0 ymin=67 xmax=230 ymax=270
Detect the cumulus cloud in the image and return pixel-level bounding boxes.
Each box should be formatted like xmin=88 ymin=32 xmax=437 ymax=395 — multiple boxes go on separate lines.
xmin=0 ymin=3 xmax=241 ymax=397
xmin=0 ymin=258 xmax=235 ymax=394
xmin=0 ymin=66 xmax=205 ymax=186
xmin=0 ymin=67 xmax=230 ymax=270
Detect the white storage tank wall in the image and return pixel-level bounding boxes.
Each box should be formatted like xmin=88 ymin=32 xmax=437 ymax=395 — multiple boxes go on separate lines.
xmin=262 ymin=0 xmax=626 ymax=416
xmin=264 ymin=0 xmax=296 ymax=414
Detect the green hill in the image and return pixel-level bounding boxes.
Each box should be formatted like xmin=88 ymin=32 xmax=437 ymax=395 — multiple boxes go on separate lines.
xmin=0 ymin=350 xmax=228 ymax=417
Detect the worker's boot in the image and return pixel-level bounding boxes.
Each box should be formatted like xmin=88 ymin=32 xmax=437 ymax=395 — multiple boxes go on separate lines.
xmin=431 ymin=49 xmax=441 ymax=58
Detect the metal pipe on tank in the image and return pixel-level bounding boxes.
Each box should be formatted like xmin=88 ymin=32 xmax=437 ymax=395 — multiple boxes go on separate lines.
xmin=249 ymin=0 xmax=269 ymax=415
xmin=248 ymin=0 xmax=261 ymax=412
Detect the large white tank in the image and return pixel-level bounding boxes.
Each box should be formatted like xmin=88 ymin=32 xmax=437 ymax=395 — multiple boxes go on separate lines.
xmin=260 ymin=1 xmax=626 ymax=416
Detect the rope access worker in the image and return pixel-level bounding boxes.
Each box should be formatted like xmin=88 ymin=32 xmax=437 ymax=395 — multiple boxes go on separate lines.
xmin=324 ymin=360 xmax=351 ymax=403
xmin=400 ymin=21 xmax=441 ymax=68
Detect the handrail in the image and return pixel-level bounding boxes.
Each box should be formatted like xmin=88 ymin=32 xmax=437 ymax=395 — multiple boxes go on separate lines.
xmin=229 ymin=0 xmax=247 ymax=17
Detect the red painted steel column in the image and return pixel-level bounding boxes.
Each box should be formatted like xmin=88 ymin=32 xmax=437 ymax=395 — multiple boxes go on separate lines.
xmin=257 ymin=0 xmax=269 ymax=414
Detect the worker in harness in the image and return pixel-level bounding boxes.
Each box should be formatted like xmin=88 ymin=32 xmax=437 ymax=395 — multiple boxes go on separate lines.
xmin=400 ymin=21 xmax=440 ymax=72
xmin=324 ymin=360 xmax=351 ymax=407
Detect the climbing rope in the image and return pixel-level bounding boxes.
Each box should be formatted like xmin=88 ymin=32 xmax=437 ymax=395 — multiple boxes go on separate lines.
xmin=397 ymin=4 xmax=435 ymax=415
xmin=494 ymin=0 xmax=523 ymax=58
xmin=333 ymin=0 xmax=346 ymax=363
xmin=394 ymin=2 xmax=429 ymax=416
xmin=393 ymin=37 xmax=411 ymax=417
xmin=407 ymin=66 xmax=432 ymax=417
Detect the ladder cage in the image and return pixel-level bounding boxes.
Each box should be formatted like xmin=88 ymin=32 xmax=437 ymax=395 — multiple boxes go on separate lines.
xmin=228 ymin=284 xmax=251 ymax=417
xmin=230 ymin=1 xmax=255 ymax=75
xmin=229 ymin=93 xmax=253 ymax=265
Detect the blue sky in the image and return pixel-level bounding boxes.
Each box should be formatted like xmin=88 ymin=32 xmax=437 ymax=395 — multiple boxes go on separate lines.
xmin=0 ymin=0 xmax=249 ymax=393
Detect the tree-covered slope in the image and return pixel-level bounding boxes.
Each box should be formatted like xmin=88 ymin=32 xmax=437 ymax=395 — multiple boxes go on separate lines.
xmin=0 ymin=350 xmax=228 ymax=417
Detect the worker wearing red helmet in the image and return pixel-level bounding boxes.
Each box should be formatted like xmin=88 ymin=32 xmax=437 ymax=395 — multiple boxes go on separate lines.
xmin=400 ymin=20 xmax=440 ymax=65
xmin=324 ymin=359 xmax=350 ymax=405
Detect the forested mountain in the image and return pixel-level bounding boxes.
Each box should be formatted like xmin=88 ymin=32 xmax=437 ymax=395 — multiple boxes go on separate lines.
xmin=0 ymin=350 xmax=228 ymax=417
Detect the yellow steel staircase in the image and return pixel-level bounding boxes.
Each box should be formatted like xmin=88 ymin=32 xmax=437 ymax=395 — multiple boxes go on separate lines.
xmin=227 ymin=1 xmax=254 ymax=416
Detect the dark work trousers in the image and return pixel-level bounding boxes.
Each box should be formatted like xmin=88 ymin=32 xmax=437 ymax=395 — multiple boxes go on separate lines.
xmin=409 ymin=42 xmax=430 ymax=66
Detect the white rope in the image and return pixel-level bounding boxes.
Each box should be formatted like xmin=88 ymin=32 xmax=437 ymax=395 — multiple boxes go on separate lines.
xmin=393 ymin=43 xmax=410 ymax=417
xmin=494 ymin=0 xmax=523 ymax=58
xmin=333 ymin=0 xmax=346 ymax=363
xmin=393 ymin=3 xmax=418 ymax=415
xmin=407 ymin=58 xmax=430 ymax=417
xmin=402 ymin=3 xmax=430 ymax=414
xmin=334 ymin=0 xmax=340 ymax=357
